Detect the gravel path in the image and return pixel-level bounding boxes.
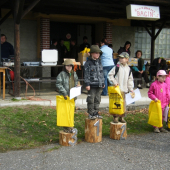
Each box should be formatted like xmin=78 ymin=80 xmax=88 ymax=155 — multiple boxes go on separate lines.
xmin=0 ymin=133 xmax=170 ymax=170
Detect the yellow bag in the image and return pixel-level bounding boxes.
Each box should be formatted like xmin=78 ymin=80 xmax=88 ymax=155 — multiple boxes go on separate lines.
xmin=148 ymin=100 xmax=162 ymax=127
xmin=56 ymin=96 xmax=75 ymax=127
xmin=80 ymin=47 xmax=90 ymax=55
xmin=108 ymin=86 xmax=124 ymax=115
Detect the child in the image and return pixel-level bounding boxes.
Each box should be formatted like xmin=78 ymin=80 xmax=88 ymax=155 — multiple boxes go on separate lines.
xmin=84 ymin=45 xmax=105 ymax=119
xmin=56 ymin=59 xmax=78 ymax=133
xmin=107 ymin=52 xmax=134 ymax=123
xmin=165 ymin=70 xmax=170 ymax=92
xmin=148 ymin=70 xmax=170 ymax=133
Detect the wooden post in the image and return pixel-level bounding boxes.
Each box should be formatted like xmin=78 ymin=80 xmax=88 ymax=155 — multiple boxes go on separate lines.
xmin=142 ymin=20 xmax=166 ymax=64
xmin=85 ymin=118 xmax=102 ymax=143
xmin=59 ymin=130 xmax=77 ymax=146
xmin=151 ymin=22 xmax=155 ymax=64
xmin=110 ymin=122 xmax=127 ymax=140
xmin=14 ymin=23 xmax=21 ymax=97
xmin=12 ymin=0 xmax=40 ymax=97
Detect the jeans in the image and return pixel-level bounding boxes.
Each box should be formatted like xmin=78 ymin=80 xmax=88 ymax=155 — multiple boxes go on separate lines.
xmin=102 ymin=65 xmax=114 ymax=95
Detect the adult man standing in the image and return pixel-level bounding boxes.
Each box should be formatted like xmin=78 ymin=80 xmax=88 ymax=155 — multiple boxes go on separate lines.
xmin=1 ymin=34 xmax=14 ymax=60
xmin=79 ymin=36 xmax=90 ymax=52
xmin=70 ymin=39 xmax=78 ymax=61
xmin=58 ymin=38 xmax=68 ymax=64
xmin=100 ymin=38 xmax=115 ymax=96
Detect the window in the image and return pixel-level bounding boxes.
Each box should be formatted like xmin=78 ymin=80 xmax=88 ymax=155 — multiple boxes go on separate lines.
xmin=134 ymin=27 xmax=170 ymax=60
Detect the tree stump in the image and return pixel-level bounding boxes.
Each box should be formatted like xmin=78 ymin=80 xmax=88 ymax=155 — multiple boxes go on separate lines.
xmin=85 ymin=118 xmax=102 ymax=143
xmin=59 ymin=129 xmax=77 ymax=146
xmin=110 ymin=122 xmax=127 ymax=140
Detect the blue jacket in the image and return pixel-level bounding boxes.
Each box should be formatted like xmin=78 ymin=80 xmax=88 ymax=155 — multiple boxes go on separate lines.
xmin=100 ymin=45 xmax=114 ymax=67
xmin=1 ymin=42 xmax=14 ymax=59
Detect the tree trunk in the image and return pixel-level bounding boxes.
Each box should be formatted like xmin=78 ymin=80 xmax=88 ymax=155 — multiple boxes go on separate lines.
xmin=59 ymin=130 xmax=77 ymax=146
xmin=110 ymin=122 xmax=127 ymax=140
xmin=85 ymin=118 xmax=102 ymax=143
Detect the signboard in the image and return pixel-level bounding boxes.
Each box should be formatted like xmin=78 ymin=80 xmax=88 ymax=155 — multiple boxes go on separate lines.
xmin=126 ymin=4 xmax=160 ymax=21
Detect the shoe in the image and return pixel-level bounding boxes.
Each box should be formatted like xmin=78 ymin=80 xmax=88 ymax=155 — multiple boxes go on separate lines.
xmin=137 ymin=84 xmax=143 ymax=89
xmin=94 ymin=111 xmax=103 ymax=119
xmin=88 ymin=114 xmax=96 ymax=120
xmin=146 ymin=83 xmax=150 ymax=88
xmin=154 ymin=127 xmax=160 ymax=133
xmin=159 ymin=128 xmax=168 ymax=133
xmin=113 ymin=117 xmax=119 ymax=123
xmin=96 ymin=115 xmax=103 ymax=119
xmin=119 ymin=117 xmax=126 ymax=123
xmin=63 ymin=127 xmax=73 ymax=133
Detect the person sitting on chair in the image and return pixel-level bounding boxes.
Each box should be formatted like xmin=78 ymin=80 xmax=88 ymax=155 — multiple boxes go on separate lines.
xmin=132 ymin=50 xmax=150 ymax=89
xmin=149 ymin=57 xmax=168 ymax=78
xmin=1 ymin=34 xmax=14 ymax=60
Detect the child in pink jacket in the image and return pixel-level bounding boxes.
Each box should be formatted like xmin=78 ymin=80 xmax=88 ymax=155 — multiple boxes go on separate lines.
xmin=148 ymin=70 xmax=170 ymax=133
xmin=165 ymin=71 xmax=170 ymax=92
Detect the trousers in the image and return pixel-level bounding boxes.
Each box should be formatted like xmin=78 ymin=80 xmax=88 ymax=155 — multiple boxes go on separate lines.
xmin=87 ymin=87 xmax=103 ymax=115
xmin=133 ymin=71 xmax=149 ymax=84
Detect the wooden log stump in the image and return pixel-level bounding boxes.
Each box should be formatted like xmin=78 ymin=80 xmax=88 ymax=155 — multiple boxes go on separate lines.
xmin=110 ymin=122 xmax=127 ymax=140
xmin=59 ymin=129 xmax=77 ymax=146
xmin=85 ymin=118 xmax=102 ymax=143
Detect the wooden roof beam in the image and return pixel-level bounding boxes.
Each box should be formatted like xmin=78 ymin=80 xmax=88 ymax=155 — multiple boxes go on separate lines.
xmin=16 ymin=0 xmax=25 ymax=24
xmin=21 ymin=0 xmax=40 ymax=19
xmin=36 ymin=3 xmax=123 ymax=14
xmin=42 ymin=0 xmax=125 ymax=9
xmin=129 ymin=0 xmax=170 ymax=4
xmin=0 ymin=0 xmax=9 ymax=7
xmin=0 ymin=9 xmax=12 ymax=25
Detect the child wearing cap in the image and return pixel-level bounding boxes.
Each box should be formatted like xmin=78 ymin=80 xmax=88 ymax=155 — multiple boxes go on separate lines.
xmin=84 ymin=45 xmax=105 ymax=119
xmin=107 ymin=52 xmax=134 ymax=123
xmin=148 ymin=70 xmax=170 ymax=133
xmin=56 ymin=59 xmax=78 ymax=133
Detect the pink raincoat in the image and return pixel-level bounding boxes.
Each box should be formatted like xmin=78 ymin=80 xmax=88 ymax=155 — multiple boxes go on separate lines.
xmin=148 ymin=80 xmax=170 ymax=109
xmin=165 ymin=76 xmax=170 ymax=92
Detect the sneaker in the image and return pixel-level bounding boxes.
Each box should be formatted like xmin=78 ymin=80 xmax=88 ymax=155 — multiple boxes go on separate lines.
xmin=88 ymin=114 xmax=96 ymax=120
xmin=63 ymin=127 xmax=73 ymax=133
xmin=137 ymin=84 xmax=143 ymax=89
xmin=159 ymin=128 xmax=168 ymax=133
xmin=96 ymin=115 xmax=103 ymax=119
xmin=119 ymin=117 xmax=126 ymax=123
xmin=154 ymin=127 xmax=160 ymax=133
xmin=146 ymin=83 xmax=150 ymax=88
xmin=94 ymin=111 xmax=103 ymax=119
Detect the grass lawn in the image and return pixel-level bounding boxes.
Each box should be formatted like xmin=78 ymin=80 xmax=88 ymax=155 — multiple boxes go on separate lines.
xmin=0 ymin=106 xmax=152 ymax=152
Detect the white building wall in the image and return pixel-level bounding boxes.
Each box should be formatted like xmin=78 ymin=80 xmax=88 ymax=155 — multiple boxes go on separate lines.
xmin=0 ymin=18 xmax=37 ymax=63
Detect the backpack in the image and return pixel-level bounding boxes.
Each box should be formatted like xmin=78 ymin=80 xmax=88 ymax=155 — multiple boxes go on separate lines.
xmin=114 ymin=65 xmax=132 ymax=78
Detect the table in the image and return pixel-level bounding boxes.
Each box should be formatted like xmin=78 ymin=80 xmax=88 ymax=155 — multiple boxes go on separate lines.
xmin=0 ymin=67 xmax=7 ymax=99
